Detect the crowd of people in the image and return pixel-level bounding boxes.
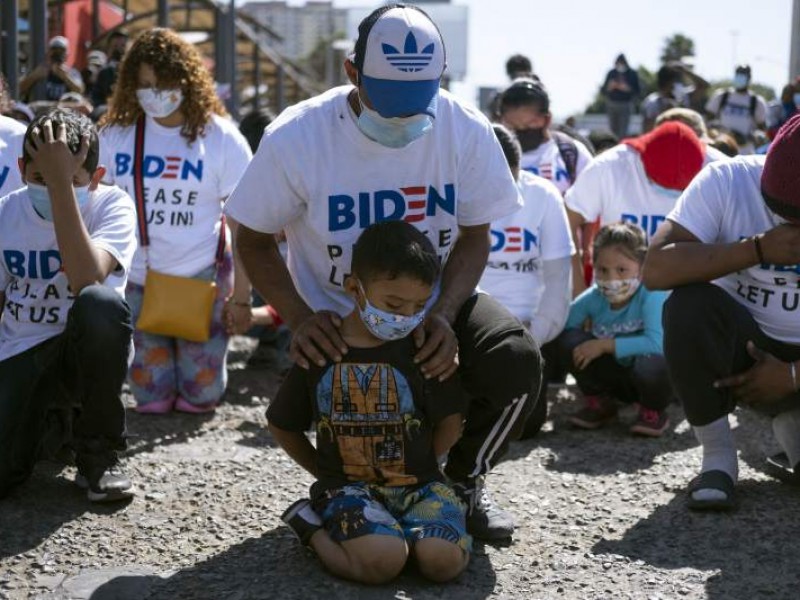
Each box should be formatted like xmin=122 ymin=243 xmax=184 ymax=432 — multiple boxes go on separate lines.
xmin=1 ymin=3 xmax=799 ymax=586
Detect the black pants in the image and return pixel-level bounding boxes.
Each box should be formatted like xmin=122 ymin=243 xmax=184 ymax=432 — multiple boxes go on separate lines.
xmin=0 ymin=285 xmax=132 ymax=497
xmin=558 ymin=328 xmax=673 ymax=410
xmin=444 ymin=293 xmax=542 ymax=482
xmin=663 ymin=283 xmax=800 ymax=427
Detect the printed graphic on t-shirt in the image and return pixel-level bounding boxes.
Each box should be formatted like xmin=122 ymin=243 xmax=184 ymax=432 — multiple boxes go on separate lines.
xmin=593 ymin=319 xmax=644 ymax=339
xmin=487 ymin=226 xmax=540 ymax=274
xmin=620 ymin=212 xmax=668 ymax=238
xmin=729 ymin=245 xmax=800 ymax=313
xmin=324 ymin=183 xmax=457 ymax=288
xmin=2 ymin=249 xmax=72 ymax=322
xmin=316 ymin=362 xmax=422 ymax=486
xmin=112 ymin=151 xmax=204 ymax=228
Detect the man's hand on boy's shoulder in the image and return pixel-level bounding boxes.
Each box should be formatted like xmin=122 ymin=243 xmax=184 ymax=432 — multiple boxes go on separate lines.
xmin=25 ymin=119 xmax=89 ymax=186
xmin=413 ymin=313 xmax=459 ymax=382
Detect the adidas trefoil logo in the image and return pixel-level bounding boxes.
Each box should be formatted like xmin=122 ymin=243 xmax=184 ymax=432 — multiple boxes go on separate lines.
xmin=382 ymin=31 xmax=435 ymax=73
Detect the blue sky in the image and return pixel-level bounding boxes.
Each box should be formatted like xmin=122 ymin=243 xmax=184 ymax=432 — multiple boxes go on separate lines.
xmin=320 ymin=0 xmax=793 ymax=118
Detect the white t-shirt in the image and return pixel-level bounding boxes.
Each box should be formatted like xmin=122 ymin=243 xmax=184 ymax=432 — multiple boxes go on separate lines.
xmin=705 ymin=89 xmax=768 ymax=137
xmin=565 ymin=143 xmax=722 ymax=240
xmin=0 ymin=116 xmax=25 ymax=197
xmin=479 ymin=170 xmax=574 ymax=323
xmin=668 ymin=155 xmax=799 ymax=344
xmin=225 ymin=86 xmax=522 ymax=316
xmin=641 ymin=92 xmax=686 ymax=121
xmin=519 ymin=136 xmax=593 ymax=195
xmin=0 ymin=184 xmax=137 ymax=362
xmin=99 ymin=114 xmax=252 ymax=285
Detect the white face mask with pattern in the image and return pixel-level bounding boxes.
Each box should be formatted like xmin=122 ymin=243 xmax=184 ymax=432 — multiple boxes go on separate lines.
xmin=595 ymin=277 xmax=641 ymax=304
xmin=136 ymin=88 xmax=183 ymax=119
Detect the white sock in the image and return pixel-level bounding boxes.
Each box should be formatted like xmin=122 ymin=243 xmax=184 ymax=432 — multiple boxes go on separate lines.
xmin=692 ymin=416 xmax=738 ymax=502
xmin=772 ymin=408 xmax=800 ymax=470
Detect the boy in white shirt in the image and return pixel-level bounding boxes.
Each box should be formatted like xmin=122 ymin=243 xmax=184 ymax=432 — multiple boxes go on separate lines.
xmin=0 ymin=109 xmax=137 ymax=502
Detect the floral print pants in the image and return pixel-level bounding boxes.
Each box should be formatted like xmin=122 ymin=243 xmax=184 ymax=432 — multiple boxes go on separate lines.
xmin=125 ymin=252 xmax=233 ymax=408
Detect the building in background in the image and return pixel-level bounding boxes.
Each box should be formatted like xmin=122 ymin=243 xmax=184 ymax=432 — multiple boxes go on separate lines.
xmin=242 ymin=1 xmax=347 ymax=61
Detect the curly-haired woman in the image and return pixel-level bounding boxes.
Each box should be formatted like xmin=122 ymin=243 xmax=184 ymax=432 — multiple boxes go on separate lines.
xmin=99 ymin=28 xmax=253 ymax=414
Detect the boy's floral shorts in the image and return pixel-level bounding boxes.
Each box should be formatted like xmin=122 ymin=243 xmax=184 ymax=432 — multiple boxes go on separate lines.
xmin=312 ymin=480 xmax=471 ymax=552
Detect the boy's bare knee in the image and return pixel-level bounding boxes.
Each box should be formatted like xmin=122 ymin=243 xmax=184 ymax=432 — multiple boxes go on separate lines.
xmin=342 ymin=535 xmax=408 ymax=584
xmin=414 ymin=538 xmax=468 ymax=583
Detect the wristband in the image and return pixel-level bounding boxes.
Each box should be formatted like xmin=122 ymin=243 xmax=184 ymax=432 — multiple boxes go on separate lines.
xmin=752 ymin=235 xmax=765 ymax=264
xmin=265 ymin=304 xmax=284 ymax=327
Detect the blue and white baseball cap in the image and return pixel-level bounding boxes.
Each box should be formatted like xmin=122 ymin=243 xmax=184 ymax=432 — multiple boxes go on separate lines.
xmin=352 ymin=4 xmax=446 ymax=118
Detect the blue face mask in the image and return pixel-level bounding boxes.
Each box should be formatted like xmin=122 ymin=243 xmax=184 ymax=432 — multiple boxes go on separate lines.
xmin=356 ymin=95 xmax=433 ymax=149
xmin=733 ymin=74 xmax=749 ymax=90
xmin=28 ymin=182 xmax=91 ymax=221
xmin=793 ymin=93 xmax=800 ymax=108
xmin=651 ymin=182 xmax=682 ymax=200
xmin=357 ymin=283 xmax=426 ymax=341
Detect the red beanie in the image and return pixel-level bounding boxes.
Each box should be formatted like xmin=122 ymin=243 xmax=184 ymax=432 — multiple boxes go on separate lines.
xmin=624 ymin=121 xmax=704 ymax=191
xmin=761 ymin=113 xmax=800 ymax=223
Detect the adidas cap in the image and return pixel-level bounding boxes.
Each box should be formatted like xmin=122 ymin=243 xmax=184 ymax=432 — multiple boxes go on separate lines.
xmin=353 ymin=4 xmax=446 ymax=118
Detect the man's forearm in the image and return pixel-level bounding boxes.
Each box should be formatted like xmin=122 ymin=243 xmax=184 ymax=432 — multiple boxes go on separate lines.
xmin=236 ymin=225 xmax=313 ymax=329
xmin=643 ymin=239 xmax=758 ymax=290
xmin=50 ymin=188 xmax=112 ymax=291
xmin=226 ymin=217 xmax=252 ymax=303
xmin=433 ymin=226 xmax=490 ymax=324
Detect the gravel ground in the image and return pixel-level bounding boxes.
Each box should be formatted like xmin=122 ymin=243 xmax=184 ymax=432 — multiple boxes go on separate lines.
xmin=1 ymin=337 xmax=799 ymax=600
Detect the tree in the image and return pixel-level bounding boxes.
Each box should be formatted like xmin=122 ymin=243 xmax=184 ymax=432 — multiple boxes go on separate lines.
xmin=660 ymin=34 xmax=695 ymax=64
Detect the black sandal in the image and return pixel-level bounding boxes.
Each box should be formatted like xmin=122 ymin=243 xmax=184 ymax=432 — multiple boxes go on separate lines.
xmin=686 ymin=470 xmax=735 ymax=511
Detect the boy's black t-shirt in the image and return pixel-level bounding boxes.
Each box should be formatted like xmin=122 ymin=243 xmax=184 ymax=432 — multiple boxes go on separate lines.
xmin=267 ymin=336 xmax=464 ymax=497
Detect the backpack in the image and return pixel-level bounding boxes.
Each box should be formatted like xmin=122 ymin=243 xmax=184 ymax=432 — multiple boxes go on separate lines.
xmin=552 ymin=131 xmax=580 ymax=185
xmin=719 ymin=90 xmax=758 ymax=118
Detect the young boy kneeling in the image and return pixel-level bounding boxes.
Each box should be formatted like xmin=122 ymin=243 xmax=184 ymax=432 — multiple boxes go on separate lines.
xmin=267 ymin=221 xmax=470 ymax=584
xmin=0 ymin=109 xmax=136 ymax=502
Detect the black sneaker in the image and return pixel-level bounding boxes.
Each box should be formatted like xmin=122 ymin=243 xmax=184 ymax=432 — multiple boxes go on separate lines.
xmin=75 ymin=464 xmax=134 ymax=503
xmin=453 ymin=476 xmax=515 ymax=540
xmin=766 ymin=452 xmax=800 ymax=486
xmin=281 ymin=499 xmax=323 ymax=545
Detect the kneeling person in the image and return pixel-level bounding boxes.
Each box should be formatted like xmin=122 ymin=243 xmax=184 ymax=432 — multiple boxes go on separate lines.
xmin=268 ymin=221 xmax=469 ymax=584
xmin=0 ymin=109 xmax=137 ymax=502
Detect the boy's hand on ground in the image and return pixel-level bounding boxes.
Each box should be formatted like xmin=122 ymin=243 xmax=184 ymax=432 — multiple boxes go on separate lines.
xmin=572 ymin=339 xmax=610 ymax=371
xmin=713 ymin=341 xmax=794 ymax=404
xmin=24 ymin=120 xmax=89 ymax=186
xmin=290 ymin=311 xmax=347 ymax=369
xmin=413 ymin=313 xmax=458 ymax=381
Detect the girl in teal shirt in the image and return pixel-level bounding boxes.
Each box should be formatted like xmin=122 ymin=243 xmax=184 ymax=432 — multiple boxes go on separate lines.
xmin=560 ymin=223 xmax=673 ymax=436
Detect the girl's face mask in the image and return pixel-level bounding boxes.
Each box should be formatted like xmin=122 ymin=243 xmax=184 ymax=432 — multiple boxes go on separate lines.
xmin=136 ymin=88 xmax=183 ymax=119
xmin=595 ymin=277 xmax=641 ymax=304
